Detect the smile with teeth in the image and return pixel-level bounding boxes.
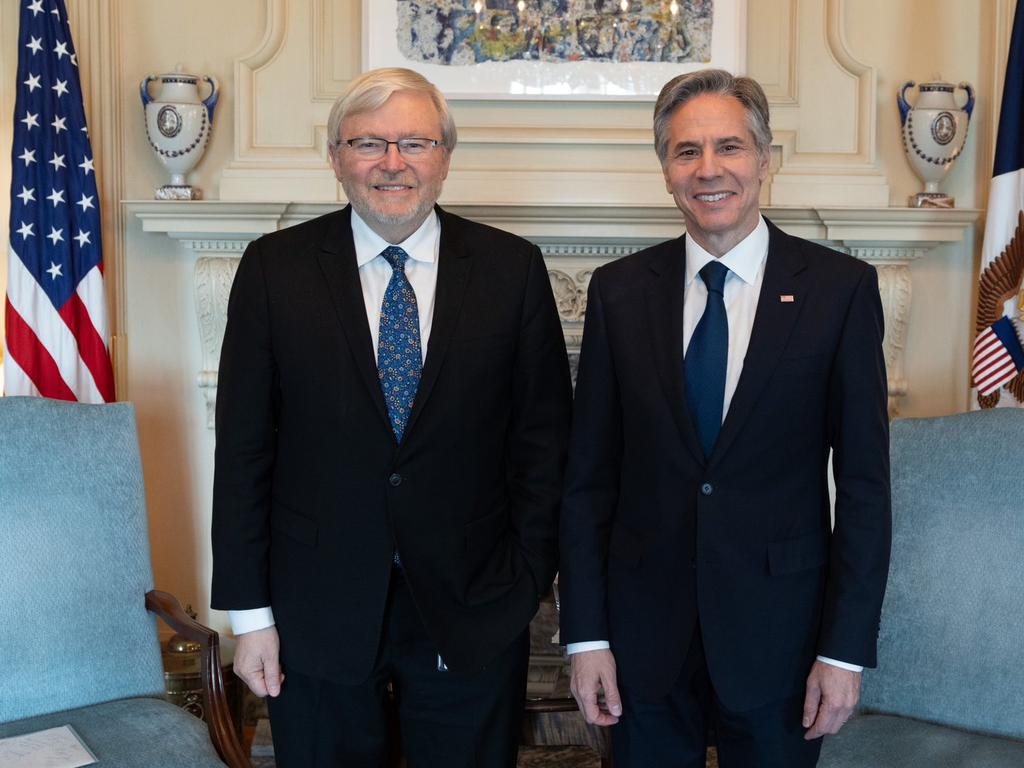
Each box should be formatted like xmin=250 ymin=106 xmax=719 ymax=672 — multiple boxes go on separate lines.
xmin=696 ymin=192 xmax=731 ymax=202
xmin=374 ymin=184 xmax=412 ymax=191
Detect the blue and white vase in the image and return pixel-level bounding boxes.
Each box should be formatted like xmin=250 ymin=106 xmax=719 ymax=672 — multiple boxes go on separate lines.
xmin=898 ymin=80 xmax=974 ymax=208
xmin=141 ymin=66 xmax=219 ymax=200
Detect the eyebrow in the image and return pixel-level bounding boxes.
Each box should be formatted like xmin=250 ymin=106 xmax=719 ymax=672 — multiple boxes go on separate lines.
xmin=672 ymin=135 xmax=751 ymax=152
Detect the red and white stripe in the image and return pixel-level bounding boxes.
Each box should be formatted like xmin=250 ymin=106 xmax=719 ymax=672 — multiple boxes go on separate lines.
xmin=4 ymin=244 xmax=114 ymax=403
xmin=972 ymin=326 xmax=1019 ymax=395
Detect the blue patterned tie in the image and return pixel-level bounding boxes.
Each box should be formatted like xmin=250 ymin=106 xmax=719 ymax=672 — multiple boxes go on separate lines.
xmin=685 ymin=260 xmax=730 ymax=458
xmin=377 ymin=246 xmax=422 ymax=443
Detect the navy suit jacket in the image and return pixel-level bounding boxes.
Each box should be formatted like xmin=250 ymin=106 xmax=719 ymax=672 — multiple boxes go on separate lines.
xmin=559 ymin=218 xmax=891 ymax=711
xmin=211 ymin=205 xmax=572 ymax=682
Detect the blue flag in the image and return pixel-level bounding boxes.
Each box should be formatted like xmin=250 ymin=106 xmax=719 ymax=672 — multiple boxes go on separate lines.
xmin=973 ymin=0 xmax=1024 ymax=408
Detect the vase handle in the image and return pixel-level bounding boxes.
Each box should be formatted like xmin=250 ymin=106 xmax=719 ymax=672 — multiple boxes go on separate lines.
xmin=140 ymin=75 xmax=156 ymax=107
xmin=202 ymin=76 xmax=220 ymax=125
xmin=897 ymin=81 xmax=915 ymax=126
xmin=959 ymin=82 xmax=975 ymax=119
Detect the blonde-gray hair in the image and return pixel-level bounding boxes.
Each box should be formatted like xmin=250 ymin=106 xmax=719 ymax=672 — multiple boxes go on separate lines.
xmin=327 ymin=67 xmax=457 ymax=152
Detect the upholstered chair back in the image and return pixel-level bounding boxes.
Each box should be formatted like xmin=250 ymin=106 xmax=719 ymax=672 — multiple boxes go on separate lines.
xmin=860 ymin=409 xmax=1024 ymax=739
xmin=0 ymin=397 xmax=165 ymax=723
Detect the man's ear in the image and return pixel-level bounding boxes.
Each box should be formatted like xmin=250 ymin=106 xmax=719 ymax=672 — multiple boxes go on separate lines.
xmin=439 ymin=149 xmax=452 ymax=182
xmin=328 ymin=144 xmax=344 ymax=182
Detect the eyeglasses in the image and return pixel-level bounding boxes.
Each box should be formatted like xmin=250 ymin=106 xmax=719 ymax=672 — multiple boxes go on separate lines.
xmin=338 ymin=137 xmax=441 ymax=159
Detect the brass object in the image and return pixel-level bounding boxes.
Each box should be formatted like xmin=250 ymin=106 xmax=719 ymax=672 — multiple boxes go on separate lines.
xmin=167 ymin=604 xmax=203 ymax=655
xmin=525 ymin=655 xmax=565 ymax=697
xmin=161 ymin=604 xmax=239 ymax=730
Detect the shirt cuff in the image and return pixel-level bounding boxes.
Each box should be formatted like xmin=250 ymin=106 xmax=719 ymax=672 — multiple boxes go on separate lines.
xmin=567 ymin=640 xmax=611 ymax=655
xmin=817 ymin=655 xmax=864 ymax=673
xmin=228 ymin=606 xmax=275 ymax=636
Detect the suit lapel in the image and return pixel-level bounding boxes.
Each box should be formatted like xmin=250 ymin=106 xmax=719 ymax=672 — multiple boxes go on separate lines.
xmin=644 ymin=236 xmax=705 ymax=465
xmin=316 ymin=206 xmax=391 ymax=431
xmin=402 ymin=207 xmax=473 ymax=439
xmin=710 ymin=221 xmax=809 ymax=465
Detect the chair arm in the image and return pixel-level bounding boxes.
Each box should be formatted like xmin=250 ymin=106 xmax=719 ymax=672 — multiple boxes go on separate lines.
xmin=146 ymin=590 xmax=252 ymax=768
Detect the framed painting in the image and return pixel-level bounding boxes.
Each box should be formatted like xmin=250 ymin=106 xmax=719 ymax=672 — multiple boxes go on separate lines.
xmin=364 ymin=0 xmax=747 ymax=100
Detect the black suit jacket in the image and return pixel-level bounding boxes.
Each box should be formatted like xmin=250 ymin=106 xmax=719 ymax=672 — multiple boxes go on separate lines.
xmin=211 ymin=205 xmax=572 ymax=683
xmin=559 ymin=218 xmax=891 ymax=712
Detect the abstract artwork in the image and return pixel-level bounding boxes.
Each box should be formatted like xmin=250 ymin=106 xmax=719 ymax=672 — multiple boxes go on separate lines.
xmin=397 ymin=0 xmax=713 ymax=66
xmin=364 ymin=0 xmax=744 ymax=99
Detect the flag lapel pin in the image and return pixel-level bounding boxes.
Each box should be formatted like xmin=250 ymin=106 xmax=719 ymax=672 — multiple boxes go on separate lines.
xmin=780 ymin=294 xmax=795 ymax=303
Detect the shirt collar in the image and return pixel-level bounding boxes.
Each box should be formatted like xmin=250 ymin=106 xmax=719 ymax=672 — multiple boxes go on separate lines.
xmin=684 ymin=216 xmax=769 ymax=287
xmin=351 ymin=207 xmax=440 ymax=268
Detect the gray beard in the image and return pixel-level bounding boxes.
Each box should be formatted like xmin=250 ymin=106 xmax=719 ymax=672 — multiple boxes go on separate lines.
xmin=356 ymin=197 xmax=435 ymax=229
xmin=342 ymin=179 xmax=442 ymax=240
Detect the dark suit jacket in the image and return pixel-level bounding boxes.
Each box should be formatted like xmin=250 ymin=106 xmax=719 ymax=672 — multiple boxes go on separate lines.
xmin=559 ymin=218 xmax=891 ymax=712
xmin=211 ymin=205 xmax=572 ymax=683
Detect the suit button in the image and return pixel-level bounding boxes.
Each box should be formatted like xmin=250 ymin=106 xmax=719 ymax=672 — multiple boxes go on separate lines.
xmin=389 ymin=473 xmax=402 ymax=487
xmin=701 ymin=483 xmax=713 ymax=496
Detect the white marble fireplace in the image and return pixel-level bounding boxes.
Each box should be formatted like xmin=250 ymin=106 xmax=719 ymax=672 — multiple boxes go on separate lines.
xmin=132 ymin=201 xmax=977 ymax=425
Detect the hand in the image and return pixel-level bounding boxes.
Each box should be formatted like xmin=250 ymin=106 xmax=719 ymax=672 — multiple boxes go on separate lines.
xmin=802 ymin=660 xmax=860 ymax=740
xmin=234 ymin=625 xmax=285 ymax=698
xmin=569 ymin=649 xmax=624 ymax=726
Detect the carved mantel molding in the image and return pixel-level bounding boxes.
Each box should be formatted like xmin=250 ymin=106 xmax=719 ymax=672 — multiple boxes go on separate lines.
xmin=130 ymin=201 xmax=979 ymax=425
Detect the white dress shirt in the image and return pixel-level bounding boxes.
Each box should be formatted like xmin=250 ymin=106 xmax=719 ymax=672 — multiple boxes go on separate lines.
xmin=566 ymin=218 xmax=861 ymax=673
xmin=227 ymin=209 xmax=442 ymax=636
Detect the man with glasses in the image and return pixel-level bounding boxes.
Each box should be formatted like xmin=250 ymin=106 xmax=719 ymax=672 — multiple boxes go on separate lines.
xmin=212 ymin=67 xmax=572 ymax=767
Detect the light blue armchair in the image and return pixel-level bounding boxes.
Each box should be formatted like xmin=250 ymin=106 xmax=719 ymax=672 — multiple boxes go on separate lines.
xmin=820 ymin=409 xmax=1024 ymax=767
xmin=0 ymin=397 xmax=248 ymax=767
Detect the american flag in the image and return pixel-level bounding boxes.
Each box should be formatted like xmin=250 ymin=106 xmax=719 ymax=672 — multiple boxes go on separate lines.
xmin=4 ymin=0 xmax=114 ymax=402
xmin=972 ymin=316 xmax=1024 ymax=396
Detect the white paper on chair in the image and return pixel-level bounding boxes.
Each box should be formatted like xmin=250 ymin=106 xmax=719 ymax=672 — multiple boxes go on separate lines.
xmin=0 ymin=725 xmax=97 ymax=767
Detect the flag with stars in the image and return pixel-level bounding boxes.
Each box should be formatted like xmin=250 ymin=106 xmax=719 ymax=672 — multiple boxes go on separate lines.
xmin=4 ymin=0 xmax=114 ymax=402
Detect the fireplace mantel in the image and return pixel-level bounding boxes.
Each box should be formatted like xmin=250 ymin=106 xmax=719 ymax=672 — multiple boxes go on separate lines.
xmin=130 ymin=201 xmax=979 ymax=425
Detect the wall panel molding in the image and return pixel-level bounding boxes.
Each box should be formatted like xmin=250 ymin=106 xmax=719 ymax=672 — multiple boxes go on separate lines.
xmin=232 ymin=0 xmax=327 ymax=160
xmin=314 ymin=0 xmax=358 ymax=100
xmin=221 ymin=0 xmax=889 ymax=207
xmin=747 ymin=0 xmax=798 ymax=103
xmin=766 ymin=0 xmax=889 ymax=206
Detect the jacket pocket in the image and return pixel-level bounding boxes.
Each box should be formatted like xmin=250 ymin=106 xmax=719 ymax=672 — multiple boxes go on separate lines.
xmin=462 ymin=508 xmax=520 ymax=606
xmin=271 ymin=503 xmax=318 ymax=547
xmin=464 ymin=507 xmax=508 ymax=550
xmin=767 ymin=531 xmax=827 ymax=576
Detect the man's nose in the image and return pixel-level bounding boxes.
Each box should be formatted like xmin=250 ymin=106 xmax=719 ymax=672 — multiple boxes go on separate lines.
xmin=696 ymin=150 xmax=721 ymax=178
xmin=379 ymin=143 xmax=408 ymax=171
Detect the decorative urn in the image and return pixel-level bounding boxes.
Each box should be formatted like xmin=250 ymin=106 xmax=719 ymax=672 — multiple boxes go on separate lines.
xmin=898 ymin=80 xmax=974 ymax=208
xmin=141 ymin=66 xmax=219 ymax=200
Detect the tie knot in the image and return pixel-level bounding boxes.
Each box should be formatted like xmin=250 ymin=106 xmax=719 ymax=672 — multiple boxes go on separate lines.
xmin=380 ymin=245 xmax=409 ymax=271
xmin=699 ymin=260 xmax=729 ymax=295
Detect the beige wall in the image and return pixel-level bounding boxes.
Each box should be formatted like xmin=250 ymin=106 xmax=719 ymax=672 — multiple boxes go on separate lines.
xmin=1 ymin=0 xmax=17 ymax=392
xmin=117 ymin=2 xmax=263 ymax=618
xmin=0 ymin=0 xmax=1007 ymax=631
xmin=119 ymin=1 xmax=263 ymax=201
xmin=846 ymin=0 xmax=992 ymax=208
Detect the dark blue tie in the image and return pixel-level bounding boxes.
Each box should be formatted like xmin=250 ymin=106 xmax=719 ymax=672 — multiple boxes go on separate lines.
xmin=377 ymin=246 xmax=422 ymax=443
xmin=685 ymin=260 xmax=730 ymax=458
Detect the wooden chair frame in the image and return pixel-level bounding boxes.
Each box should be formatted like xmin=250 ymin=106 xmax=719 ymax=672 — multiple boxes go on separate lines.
xmin=146 ymin=590 xmax=251 ymax=768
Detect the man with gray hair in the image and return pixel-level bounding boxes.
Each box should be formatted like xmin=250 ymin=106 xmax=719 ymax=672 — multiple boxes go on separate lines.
xmin=559 ymin=69 xmax=891 ymax=766
xmin=212 ymin=67 xmax=572 ymax=766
